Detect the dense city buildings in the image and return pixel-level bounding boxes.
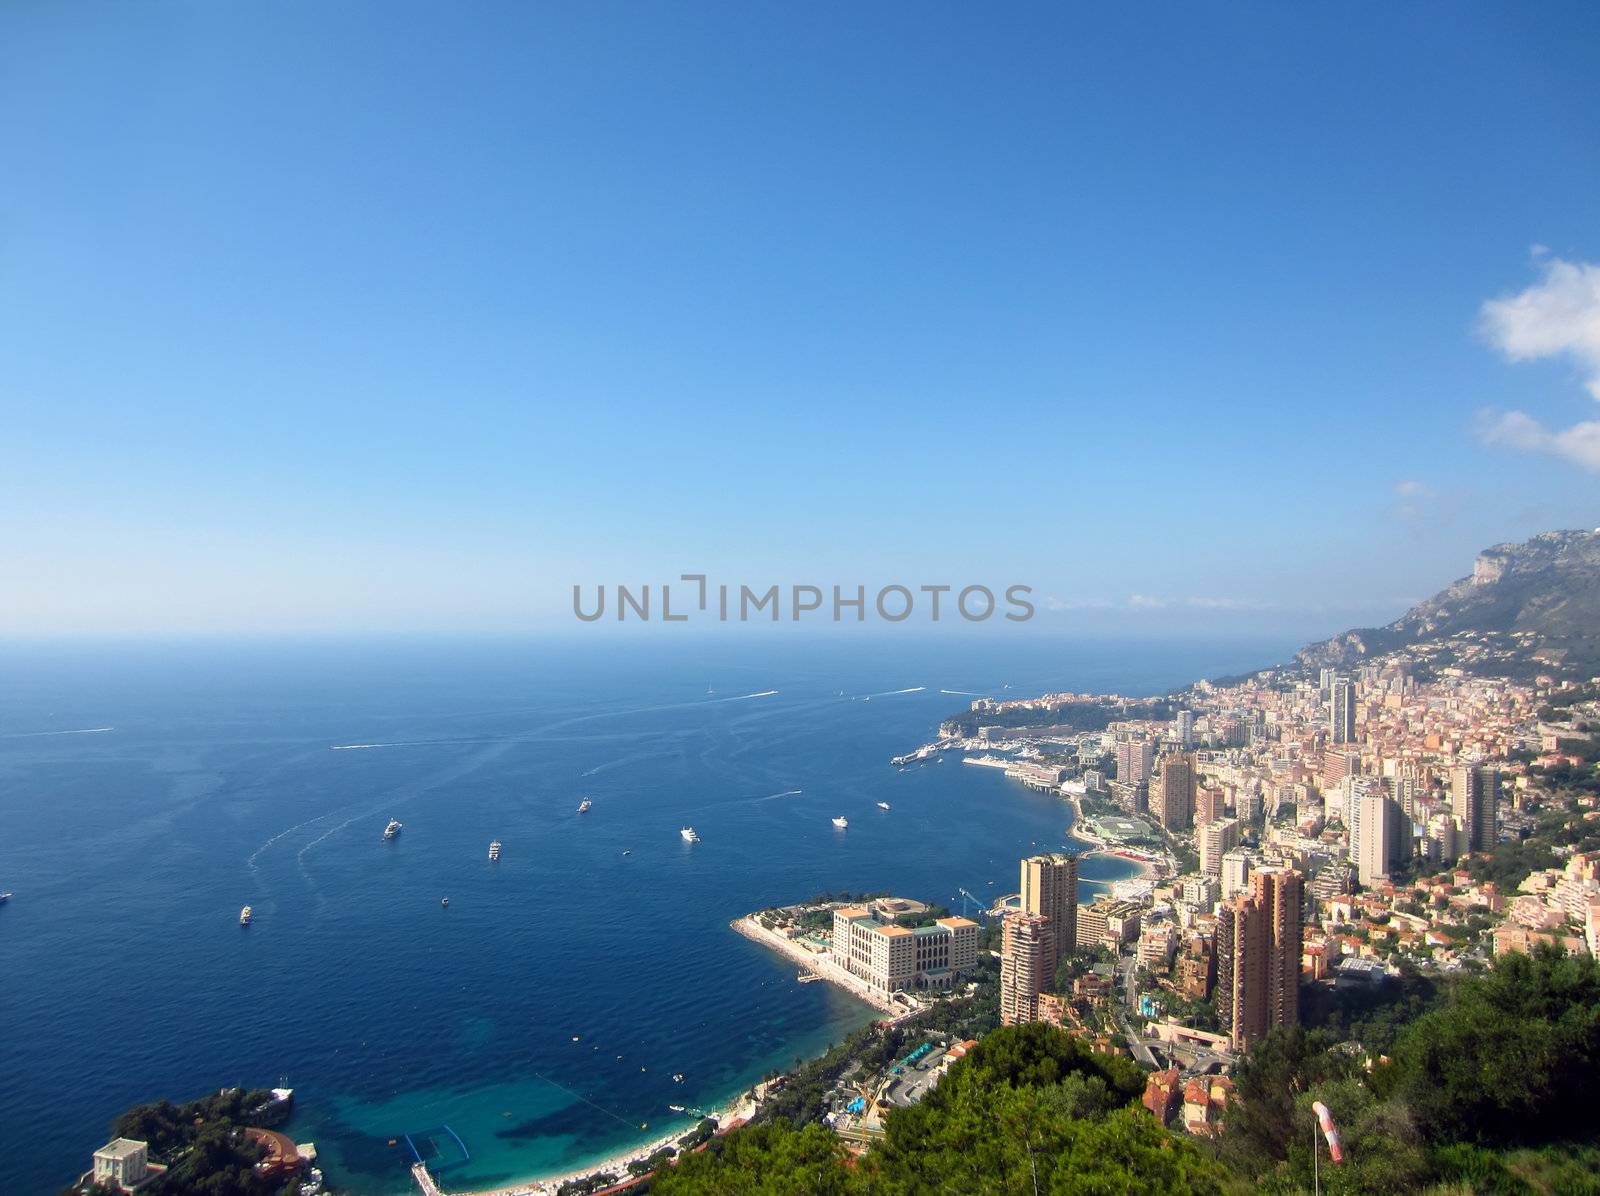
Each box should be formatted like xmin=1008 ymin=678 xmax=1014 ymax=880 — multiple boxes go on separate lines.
xmin=900 ymin=625 xmax=1595 ymax=1138
xmin=1019 ymin=852 xmax=1079 ymax=959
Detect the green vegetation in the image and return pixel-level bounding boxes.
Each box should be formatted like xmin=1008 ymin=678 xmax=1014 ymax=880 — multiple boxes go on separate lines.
xmin=59 ymin=1087 xmax=301 ymax=1196
xmin=653 ymin=1023 xmax=1231 ymax=1195
xmin=1156 ymin=990 xmax=1219 ymax=1032
xmin=1301 ymin=964 xmax=1441 ymax=1055
xmin=1054 ymin=943 xmax=1112 ymax=989
xmin=1217 ymin=948 xmax=1600 ymax=1192
xmin=1459 ymin=836 xmax=1559 ymax=891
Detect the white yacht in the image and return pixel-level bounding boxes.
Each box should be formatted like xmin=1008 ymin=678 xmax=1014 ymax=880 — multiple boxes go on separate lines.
xmin=876 ymin=802 xmax=891 ymax=811
xmin=680 ymin=826 xmax=699 ymax=843
xmin=832 ymin=816 xmax=848 ymax=829
xmin=577 ymin=799 xmax=592 ymax=814
xmin=239 ymin=905 xmax=252 ymax=926
xmin=383 ymin=818 xmax=402 ymax=840
xmin=488 ymin=840 xmax=501 ymax=861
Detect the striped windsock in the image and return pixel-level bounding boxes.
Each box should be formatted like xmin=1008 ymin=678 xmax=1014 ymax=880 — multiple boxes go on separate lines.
xmin=1312 ymin=1101 xmax=1345 ymax=1164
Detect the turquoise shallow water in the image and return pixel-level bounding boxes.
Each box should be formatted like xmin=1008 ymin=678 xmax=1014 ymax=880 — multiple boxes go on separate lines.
xmin=0 ymin=633 xmax=1292 ymax=1194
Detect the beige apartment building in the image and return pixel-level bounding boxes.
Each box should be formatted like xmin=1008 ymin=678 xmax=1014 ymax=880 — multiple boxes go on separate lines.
xmin=831 ymin=899 xmax=979 ymax=993
xmin=1019 ymin=852 xmax=1079 ymax=959
xmin=1000 ymin=912 xmax=1056 ymax=1025
xmin=1154 ymin=751 xmax=1196 ymax=830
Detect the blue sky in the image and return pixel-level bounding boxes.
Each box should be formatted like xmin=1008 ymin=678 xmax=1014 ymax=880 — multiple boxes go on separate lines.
xmin=2 ymin=3 xmax=1597 ymax=637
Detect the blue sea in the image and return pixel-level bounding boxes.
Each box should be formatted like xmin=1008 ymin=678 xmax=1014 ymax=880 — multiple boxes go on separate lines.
xmin=0 ymin=632 xmax=1292 ymax=1195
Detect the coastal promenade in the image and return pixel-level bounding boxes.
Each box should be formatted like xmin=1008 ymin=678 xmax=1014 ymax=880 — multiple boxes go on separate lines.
xmin=730 ymin=915 xmax=920 ymax=1019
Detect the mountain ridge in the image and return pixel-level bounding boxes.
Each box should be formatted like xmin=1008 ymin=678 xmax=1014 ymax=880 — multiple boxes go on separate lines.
xmin=1290 ymin=528 xmax=1600 ymax=680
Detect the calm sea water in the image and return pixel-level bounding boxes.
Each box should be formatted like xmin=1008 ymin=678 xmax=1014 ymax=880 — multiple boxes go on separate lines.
xmin=0 ymin=632 xmax=1293 ymax=1195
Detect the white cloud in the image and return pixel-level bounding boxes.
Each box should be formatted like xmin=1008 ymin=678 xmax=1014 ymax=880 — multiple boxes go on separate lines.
xmin=1480 ymin=255 xmax=1600 ymax=398
xmin=1476 ymin=254 xmax=1600 ymax=472
xmin=1183 ymin=596 xmax=1274 ymax=612
xmin=1049 ymin=593 xmax=1275 ymax=615
xmin=1045 ymin=596 xmax=1113 ymax=611
xmin=1478 ymin=409 xmax=1600 ymax=471
xmin=1393 ymin=479 xmax=1434 ymax=498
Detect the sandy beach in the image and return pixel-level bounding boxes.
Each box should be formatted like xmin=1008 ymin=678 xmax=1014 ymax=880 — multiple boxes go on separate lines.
xmin=730 ymin=914 xmax=920 ymax=1019
xmin=440 ymin=1090 xmax=758 ymax=1196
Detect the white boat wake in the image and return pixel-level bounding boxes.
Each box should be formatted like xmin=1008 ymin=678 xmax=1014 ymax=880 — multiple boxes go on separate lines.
xmin=247 ymin=810 xmax=341 ymax=870
xmin=331 ymin=742 xmax=422 ymax=751
xmin=4 ymin=726 xmax=114 ymax=738
xmin=855 ymin=687 xmax=926 ymax=700
xmin=752 ymin=788 xmax=804 ymax=803
xmin=939 ymin=689 xmax=983 ymax=696
xmin=692 ymin=689 xmax=779 ymax=706
xmin=296 ymin=812 xmax=369 ymax=863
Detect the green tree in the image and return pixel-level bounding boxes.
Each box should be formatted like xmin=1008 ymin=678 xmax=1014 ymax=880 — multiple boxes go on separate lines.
xmin=1375 ymin=947 xmax=1600 ymax=1147
xmin=650 ymin=1123 xmax=861 ymax=1195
